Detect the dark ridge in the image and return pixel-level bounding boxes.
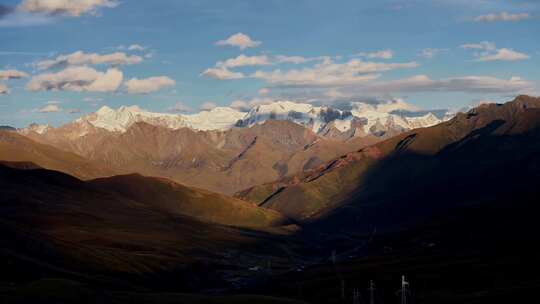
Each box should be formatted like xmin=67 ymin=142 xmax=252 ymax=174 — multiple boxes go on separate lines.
xmin=0 ymin=125 xmax=16 ymax=131
xmin=223 ymin=136 xmax=258 ymax=171
xmin=259 ymin=186 xmax=286 ymax=208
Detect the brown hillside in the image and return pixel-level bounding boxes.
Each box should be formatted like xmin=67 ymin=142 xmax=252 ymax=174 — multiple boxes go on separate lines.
xmin=25 ymin=120 xmax=377 ymax=194
xmin=0 ymin=164 xmax=298 ymax=293
xmin=0 ymin=131 xmax=116 ymax=179
xmin=89 ymin=173 xmax=288 ymax=228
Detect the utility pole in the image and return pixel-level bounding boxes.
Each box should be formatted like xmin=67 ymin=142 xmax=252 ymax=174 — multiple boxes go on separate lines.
xmin=397 ymin=275 xmax=410 ymax=304
xmin=368 ymin=280 xmax=376 ymax=304
xmin=352 ymin=288 xmax=361 ymax=304
xmin=341 ymin=279 xmax=345 ymax=301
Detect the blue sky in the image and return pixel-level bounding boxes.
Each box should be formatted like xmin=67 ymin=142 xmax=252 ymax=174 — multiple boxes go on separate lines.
xmin=0 ymin=0 xmax=539 ymax=127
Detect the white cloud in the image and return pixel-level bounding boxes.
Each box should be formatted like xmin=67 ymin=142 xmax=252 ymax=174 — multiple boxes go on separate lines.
xmin=128 ymin=44 xmax=146 ymax=51
xmin=476 ymin=48 xmax=530 ymax=62
xmin=124 ymin=76 xmax=175 ymax=94
xmin=251 ymin=69 xmax=378 ymax=87
xmin=83 ymin=97 xmax=103 ymax=102
xmin=216 ymin=33 xmax=261 ymax=50
xmin=82 ymin=96 xmax=103 ymax=106
xmin=474 ymin=12 xmax=530 ymax=22
xmin=230 ymin=97 xmax=275 ymax=109
xmin=46 ymin=100 xmax=61 ymax=104
xmin=18 ymin=0 xmax=119 ymax=17
xmin=461 ymin=42 xmax=529 ymax=62
xmin=251 ymin=58 xmax=418 ymax=87
xmin=323 ymin=88 xmax=348 ymax=99
xmin=26 ymin=66 xmax=123 ymax=92
xmin=275 ymin=75 xmax=536 ymax=104
xmin=275 ymin=55 xmax=309 ymax=64
xmin=86 ymin=68 xmax=123 ymax=92
xmin=359 ymin=75 xmax=535 ymax=94
xmin=373 ymin=98 xmax=420 ymax=113
xmin=461 ymin=41 xmax=497 ymax=51
xmin=475 ymin=99 xmax=496 ymax=106
xmin=420 ymin=48 xmax=442 ymax=59
xmin=204 ymin=54 xmax=318 ymax=79
xmin=258 ymin=87 xmax=270 ymax=95
xmin=0 ymin=69 xmax=29 ymax=80
xmin=217 ymin=54 xmax=271 ymax=68
xmin=199 ymin=101 xmax=217 ymax=111
xmin=0 ymin=9 xmax=55 ymax=27
xmin=229 ymin=100 xmax=250 ymax=111
xmin=0 ymin=83 xmax=8 ymax=94
xmin=201 ymin=67 xmax=244 ymax=80
xmin=168 ymin=101 xmax=192 ymax=113
xmin=357 ymin=49 xmax=394 ymax=59
xmin=37 ymin=51 xmax=143 ymax=70
xmin=37 ymin=104 xmax=61 ymax=113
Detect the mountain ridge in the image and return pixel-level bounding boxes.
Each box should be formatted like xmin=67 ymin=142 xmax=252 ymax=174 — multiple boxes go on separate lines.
xmin=0 ymin=130 xmax=117 ymax=180
xmin=236 ymin=95 xmax=540 ymax=224
xmin=19 ymin=118 xmax=380 ymax=194
xmin=20 ymin=99 xmax=449 ymax=140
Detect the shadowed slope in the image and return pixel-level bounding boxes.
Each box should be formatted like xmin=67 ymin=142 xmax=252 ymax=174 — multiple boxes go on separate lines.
xmin=89 ymin=173 xmax=288 ymax=228
xmin=242 ymin=96 xmax=540 ymax=304
xmin=0 ymin=164 xmax=300 ymax=296
xmin=237 ymin=95 xmax=540 ymax=226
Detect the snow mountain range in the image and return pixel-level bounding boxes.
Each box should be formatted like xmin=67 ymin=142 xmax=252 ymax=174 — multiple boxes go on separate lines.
xmin=21 ymin=100 xmax=452 ymax=139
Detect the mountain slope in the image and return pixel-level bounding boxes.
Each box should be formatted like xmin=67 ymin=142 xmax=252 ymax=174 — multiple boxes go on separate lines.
xmin=0 ymin=130 xmax=116 ymax=179
xmin=264 ymin=178 xmax=540 ymax=304
xmin=89 ymin=173 xmax=287 ymax=228
xmin=237 ymin=95 xmax=540 ymax=227
xmin=23 ymin=120 xmax=376 ymax=194
xmin=0 ymin=164 xmax=298 ymax=294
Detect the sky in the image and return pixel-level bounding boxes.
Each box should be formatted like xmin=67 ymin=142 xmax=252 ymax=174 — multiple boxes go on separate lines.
xmin=0 ymin=0 xmax=539 ymax=128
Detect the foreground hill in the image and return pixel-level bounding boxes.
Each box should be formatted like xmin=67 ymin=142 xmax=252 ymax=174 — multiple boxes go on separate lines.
xmin=0 ymin=164 xmax=300 ymax=298
xmin=237 ymin=95 xmax=540 ymax=230
xmin=89 ymin=173 xmax=287 ymax=228
xmin=0 ymin=131 xmax=116 ymax=179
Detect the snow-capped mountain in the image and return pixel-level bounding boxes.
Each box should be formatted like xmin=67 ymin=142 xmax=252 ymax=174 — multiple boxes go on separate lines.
xmin=20 ymin=100 xmax=451 ymax=139
xmin=19 ymin=123 xmax=51 ymax=135
xmin=236 ymin=101 xmax=353 ymax=132
xmin=80 ymin=105 xmax=188 ymax=132
xmin=184 ymin=107 xmax=246 ymax=130
xmin=237 ymin=100 xmax=447 ymax=136
xmin=73 ymin=105 xmax=246 ymax=132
